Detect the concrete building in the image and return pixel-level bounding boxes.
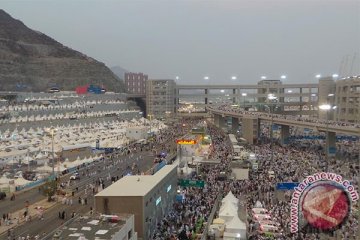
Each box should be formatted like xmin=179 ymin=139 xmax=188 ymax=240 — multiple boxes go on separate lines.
xmin=335 ymin=76 xmax=360 ymax=123
xmin=146 ymin=79 xmax=176 ymax=119
xmin=53 ymin=213 xmax=137 ymax=240
xmin=175 ymin=81 xmax=319 ymax=117
xmin=317 ymin=77 xmax=336 ymax=120
xmin=95 ymin=164 xmax=178 ymax=240
xmin=125 ymin=73 xmax=148 ymax=95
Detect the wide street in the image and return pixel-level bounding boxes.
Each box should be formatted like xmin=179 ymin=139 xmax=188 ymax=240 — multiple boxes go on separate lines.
xmin=0 ymin=118 xmax=187 ymax=240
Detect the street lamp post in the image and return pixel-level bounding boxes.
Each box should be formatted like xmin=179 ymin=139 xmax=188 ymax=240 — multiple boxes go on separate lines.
xmin=241 ymin=93 xmax=247 ymax=109
xmin=319 ymin=104 xmax=336 ymax=172
xmin=50 ymin=128 xmax=56 ymax=177
xmin=267 ymin=94 xmax=277 ymax=162
xmin=45 ymin=127 xmax=57 ymax=178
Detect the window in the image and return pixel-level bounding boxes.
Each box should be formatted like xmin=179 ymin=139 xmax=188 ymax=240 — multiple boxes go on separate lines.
xmin=128 ymin=230 xmax=132 ymax=239
xmin=156 ymin=196 xmax=161 ymax=206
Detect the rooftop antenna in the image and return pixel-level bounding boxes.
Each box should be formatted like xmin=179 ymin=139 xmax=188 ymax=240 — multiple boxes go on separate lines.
xmin=349 ymin=52 xmax=357 ymax=76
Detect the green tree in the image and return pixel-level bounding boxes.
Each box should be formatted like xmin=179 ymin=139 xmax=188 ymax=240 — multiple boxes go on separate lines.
xmin=42 ymin=179 xmax=57 ymax=202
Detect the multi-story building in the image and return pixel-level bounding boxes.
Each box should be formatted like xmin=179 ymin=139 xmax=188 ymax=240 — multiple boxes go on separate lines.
xmin=146 ymin=79 xmax=175 ymax=119
xmin=174 ymin=81 xmax=319 ymax=117
xmin=140 ymin=75 xmax=358 ymax=123
xmin=335 ymin=76 xmax=360 ymax=123
xmin=95 ymin=164 xmax=177 ymax=240
xmin=125 ymin=72 xmax=148 ymax=95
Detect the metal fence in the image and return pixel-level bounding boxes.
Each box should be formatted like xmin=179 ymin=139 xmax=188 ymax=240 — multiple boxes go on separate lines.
xmin=15 ymin=174 xmax=56 ymax=192
xmin=200 ymin=190 xmax=223 ymax=240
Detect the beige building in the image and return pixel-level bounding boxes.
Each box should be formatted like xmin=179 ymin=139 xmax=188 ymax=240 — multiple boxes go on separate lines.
xmin=142 ymin=76 xmax=360 ymax=123
xmin=335 ymin=76 xmax=360 ymax=123
xmin=146 ymin=79 xmax=176 ymax=119
xmin=95 ymin=164 xmax=178 ymax=240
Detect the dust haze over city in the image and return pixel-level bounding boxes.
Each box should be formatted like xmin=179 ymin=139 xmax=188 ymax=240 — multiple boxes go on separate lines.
xmin=1 ymin=0 xmax=359 ymax=84
xmin=1 ymin=0 xmax=360 ymax=240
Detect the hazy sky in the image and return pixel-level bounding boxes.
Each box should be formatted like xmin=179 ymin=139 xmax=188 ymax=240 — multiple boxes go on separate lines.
xmin=1 ymin=0 xmax=359 ymax=84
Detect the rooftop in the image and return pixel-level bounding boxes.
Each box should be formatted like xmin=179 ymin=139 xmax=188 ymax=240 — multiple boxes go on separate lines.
xmin=56 ymin=213 xmax=133 ymax=240
xmin=95 ymin=164 xmax=177 ymax=197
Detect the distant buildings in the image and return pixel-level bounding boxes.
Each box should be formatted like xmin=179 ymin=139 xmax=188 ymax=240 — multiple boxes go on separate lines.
xmin=125 ymin=73 xmax=148 ymax=95
xmin=335 ymin=76 xmax=360 ymax=123
xmin=146 ymin=79 xmax=176 ymax=119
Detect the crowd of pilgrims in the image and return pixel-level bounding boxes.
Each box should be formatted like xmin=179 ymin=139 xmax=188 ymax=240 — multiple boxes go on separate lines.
xmin=152 ymin=120 xmax=359 ymax=240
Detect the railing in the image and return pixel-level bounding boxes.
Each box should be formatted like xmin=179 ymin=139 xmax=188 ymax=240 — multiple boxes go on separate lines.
xmin=200 ymin=190 xmax=223 ymax=240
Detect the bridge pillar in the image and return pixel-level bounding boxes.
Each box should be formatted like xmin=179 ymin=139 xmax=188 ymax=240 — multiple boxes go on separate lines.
xmin=232 ymin=117 xmax=239 ymax=133
xmin=280 ymin=125 xmax=290 ymax=146
xmin=242 ymin=117 xmax=259 ymax=144
xmin=219 ymin=115 xmax=226 ymax=129
xmin=205 ymin=89 xmax=208 ymax=105
xmin=326 ymin=131 xmax=336 ymax=156
xmin=214 ymin=114 xmax=220 ymax=127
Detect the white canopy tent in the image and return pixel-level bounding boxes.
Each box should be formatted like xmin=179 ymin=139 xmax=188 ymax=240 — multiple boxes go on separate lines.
xmin=224 ymin=216 xmax=247 ymax=240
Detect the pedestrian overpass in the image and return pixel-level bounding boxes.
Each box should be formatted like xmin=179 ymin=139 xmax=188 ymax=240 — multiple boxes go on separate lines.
xmin=207 ymin=106 xmax=360 ymax=156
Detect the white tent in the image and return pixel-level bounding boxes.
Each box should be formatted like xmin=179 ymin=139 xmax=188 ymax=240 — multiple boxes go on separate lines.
xmin=220 ymin=201 xmax=238 ymax=213
xmin=0 ymin=175 xmax=10 ymax=185
xmin=36 ymin=163 xmax=53 ymax=173
xmin=219 ymin=211 xmax=235 ymax=223
xmin=254 ymin=201 xmax=263 ymax=208
xmin=219 ymin=200 xmax=237 ymax=223
xmin=222 ymin=191 xmax=239 ymax=205
xmin=224 ymin=216 xmax=246 ymax=240
xmin=14 ymin=177 xmax=31 ymax=186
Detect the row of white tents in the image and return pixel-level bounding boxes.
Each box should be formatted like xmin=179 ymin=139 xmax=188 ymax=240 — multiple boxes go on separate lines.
xmin=1 ymin=117 xmax=162 ymax=162
xmin=1 ymin=100 xmax=125 ymax=112
xmin=210 ymin=191 xmax=247 ymax=239
xmin=3 ymin=110 xmax=137 ymax=123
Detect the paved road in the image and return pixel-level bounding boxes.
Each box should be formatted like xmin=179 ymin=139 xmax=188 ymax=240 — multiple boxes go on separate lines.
xmin=0 ymin=149 xmax=158 ymax=239
xmin=0 ymin=120 xmax=194 ymax=239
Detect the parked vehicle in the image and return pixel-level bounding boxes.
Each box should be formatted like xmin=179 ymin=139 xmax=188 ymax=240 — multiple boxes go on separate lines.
xmin=70 ymin=172 xmax=80 ymax=180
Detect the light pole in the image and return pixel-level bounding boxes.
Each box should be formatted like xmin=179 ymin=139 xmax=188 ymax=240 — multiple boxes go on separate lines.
xmin=241 ymin=93 xmax=247 ymax=110
xmin=45 ymin=127 xmax=57 ymax=177
xmin=319 ymin=104 xmax=336 ymax=172
xmin=266 ymin=94 xmax=278 ymax=162
xmin=148 ymin=114 xmax=152 ymax=135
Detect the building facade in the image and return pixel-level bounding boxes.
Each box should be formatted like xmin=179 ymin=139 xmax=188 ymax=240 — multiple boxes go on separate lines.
xmin=146 ymin=79 xmax=175 ymax=119
xmin=125 ymin=73 xmax=148 ymax=95
xmin=95 ymin=164 xmax=178 ymax=240
xmin=138 ymin=75 xmax=358 ymax=123
xmin=335 ymin=76 xmax=360 ymax=123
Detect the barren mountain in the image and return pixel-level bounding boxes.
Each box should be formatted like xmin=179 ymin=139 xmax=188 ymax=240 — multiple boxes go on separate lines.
xmin=0 ymin=9 xmax=125 ymax=92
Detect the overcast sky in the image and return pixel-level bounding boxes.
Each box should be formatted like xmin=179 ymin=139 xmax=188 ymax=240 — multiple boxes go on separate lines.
xmin=2 ymin=0 xmax=359 ymax=84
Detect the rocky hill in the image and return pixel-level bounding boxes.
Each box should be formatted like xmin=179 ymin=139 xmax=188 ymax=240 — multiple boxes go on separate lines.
xmin=0 ymin=9 xmax=125 ymax=92
xmin=111 ymin=66 xmax=128 ymax=80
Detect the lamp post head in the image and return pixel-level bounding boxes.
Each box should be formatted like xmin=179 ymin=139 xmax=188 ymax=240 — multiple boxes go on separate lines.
xmin=267 ymin=94 xmax=277 ymax=100
xmin=319 ymin=104 xmax=331 ymax=110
